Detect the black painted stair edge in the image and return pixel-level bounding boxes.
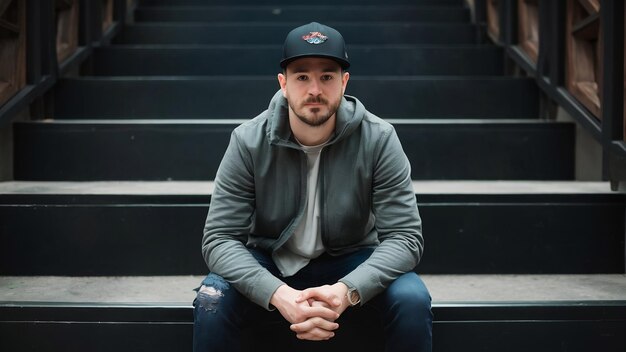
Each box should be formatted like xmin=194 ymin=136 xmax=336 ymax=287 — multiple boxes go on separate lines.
xmin=13 ymin=120 xmax=573 ymax=180
xmin=90 ymin=45 xmax=505 ymax=76
xmin=1 ymin=301 xmax=624 ymax=352
xmin=2 ymin=300 xmax=626 ymax=322
xmin=0 ymin=181 xmax=626 ymax=206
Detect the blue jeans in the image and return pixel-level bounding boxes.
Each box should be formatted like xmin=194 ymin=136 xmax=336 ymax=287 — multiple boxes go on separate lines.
xmin=193 ymin=247 xmax=433 ymax=352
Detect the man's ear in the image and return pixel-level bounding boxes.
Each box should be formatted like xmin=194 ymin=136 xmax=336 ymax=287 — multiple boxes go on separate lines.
xmin=341 ymin=71 xmax=350 ymax=95
xmin=277 ymin=73 xmax=287 ymax=97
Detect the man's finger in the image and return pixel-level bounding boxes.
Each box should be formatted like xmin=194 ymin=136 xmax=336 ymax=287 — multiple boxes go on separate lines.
xmin=310 ymin=300 xmax=330 ymax=308
xmin=295 ymin=287 xmax=321 ymax=303
xmin=297 ymin=286 xmax=341 ymax=307
xmin=296 ymin=330 xmax=335 ymax=341
xmin=303 ymin=305 xmax=340 ymax=321
xmin=290 ymin=317 xmax=339 ymax=334
xmin=290 ymin=317 xmax=339 ymax=341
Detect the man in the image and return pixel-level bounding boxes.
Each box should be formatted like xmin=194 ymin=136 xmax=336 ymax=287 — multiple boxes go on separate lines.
xmin=194 ymin=22 xmax=432 ymax=351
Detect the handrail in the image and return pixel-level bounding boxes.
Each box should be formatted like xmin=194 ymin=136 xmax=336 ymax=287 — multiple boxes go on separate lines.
xmin=0 ymin=0 xmax=133 ymax=126
xmin=469 ymin=0 xmax=625 ymax=176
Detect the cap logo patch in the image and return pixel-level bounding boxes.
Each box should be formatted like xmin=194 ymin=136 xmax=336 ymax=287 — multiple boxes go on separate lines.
xmin=302 ymin=31 xmax=328 ymax=44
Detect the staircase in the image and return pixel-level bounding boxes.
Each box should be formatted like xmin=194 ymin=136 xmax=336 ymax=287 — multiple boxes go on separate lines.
xmin=1 ymin=0 xmax=626 ymax=351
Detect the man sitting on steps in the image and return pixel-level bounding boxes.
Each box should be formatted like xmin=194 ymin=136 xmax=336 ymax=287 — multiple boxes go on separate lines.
xmin=193 ymin=22 xmax=433 ymax=352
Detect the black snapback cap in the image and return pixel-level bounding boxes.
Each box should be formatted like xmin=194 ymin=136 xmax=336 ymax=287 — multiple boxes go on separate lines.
xmin=280 ymin=22 xmax=350 ymax=70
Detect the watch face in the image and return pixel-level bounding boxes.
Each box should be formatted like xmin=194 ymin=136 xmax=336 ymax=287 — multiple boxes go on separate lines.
xmin=348 ymin=289 xmax=360 ymax=306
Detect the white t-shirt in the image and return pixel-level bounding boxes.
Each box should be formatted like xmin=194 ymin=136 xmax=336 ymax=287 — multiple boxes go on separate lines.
xmin=273 ymin=142 xmax=326 ymax=277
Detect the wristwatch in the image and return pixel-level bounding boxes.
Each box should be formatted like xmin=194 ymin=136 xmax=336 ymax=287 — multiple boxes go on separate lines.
xmin=346 ymin=287 xmax=361 ymax=306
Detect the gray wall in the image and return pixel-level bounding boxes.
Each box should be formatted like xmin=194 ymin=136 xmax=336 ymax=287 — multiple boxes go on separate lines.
xmin=556 ymin=107 xmax=603 ymax=181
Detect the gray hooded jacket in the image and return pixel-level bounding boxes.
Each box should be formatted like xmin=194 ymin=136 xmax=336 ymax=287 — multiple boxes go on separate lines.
xmin=202 ymin=90 xmax=423 ymax=309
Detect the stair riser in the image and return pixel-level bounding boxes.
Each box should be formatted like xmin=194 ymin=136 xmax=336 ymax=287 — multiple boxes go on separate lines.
xmin=0 ymin=322 xmax=193 ymax=352
xmin=2 ymin=201 xmax=620 ymax=275
xmin=134 ymin=7 xmax=469 ymax=23
xmin=1 ymin=305 xmax=625 ymax=352
xmin=114 ymin=24 xmax=478 ymax=45
xmin=53 ymin=79 xmax=538 ymax=119
xmin=420 ymin=203 xmax=625 ymax=274
xmin=92 ymin=47 xmax=504 ymax=76
xmin=14 ymin=122 xmax=573 ymax=180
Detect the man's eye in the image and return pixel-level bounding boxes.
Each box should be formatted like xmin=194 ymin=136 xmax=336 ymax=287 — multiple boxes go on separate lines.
xmin=321 ymin=75 xmax=333 ymax=81
xmin=297 ymin=75 xmax=308 ymax=81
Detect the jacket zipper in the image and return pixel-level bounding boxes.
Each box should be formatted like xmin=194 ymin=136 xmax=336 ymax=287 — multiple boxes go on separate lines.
xmin=319 ymin=147 xmax=327 ymax=247
xmin=271 ymin=148 xmax=308 ymax=251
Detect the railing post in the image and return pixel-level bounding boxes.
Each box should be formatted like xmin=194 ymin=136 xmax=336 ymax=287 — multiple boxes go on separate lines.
xmin=25 ymin=0 xmax=41 ymax=86
xmin=547 ymin=0 xmax=566 ymax=86
xmin=474 ymin=0 xmax=487 ymax=24
xmin=500 ymin=0 xmax=517 ymax=46
xmin=536 ymin=0 xmax=549 ymax=78
xmin=79 ymin=0 xmax=92 ymax=46
xmin=114 ymin=0 xmax=126 ymax=25
xmin=500 ymin=0 xmax=518 ymax=74
xmin=90 ymin=0 xmax=104 ymax=44
xmin=471 ymin=0 xmax=488 ymax=44
xmin=600 ymin=0 xmax=625 ymax=143
xmin=26 ymin=0 xmax=56 ymax=120
xmin=600 ymin=0 xmax=626 ymax=189
xmin=44 ymin=1 xmax=58 ymax=79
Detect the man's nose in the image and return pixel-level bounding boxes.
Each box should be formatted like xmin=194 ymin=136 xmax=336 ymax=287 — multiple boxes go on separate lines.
xmin=308 ymin=78 xmax=322 ymax=96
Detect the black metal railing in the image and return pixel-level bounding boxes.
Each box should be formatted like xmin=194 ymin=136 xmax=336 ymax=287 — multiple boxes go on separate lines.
xmin=0 ymin=0 xmax=132 ymax=125
xmin=469 ymin=0 xmax=625 ymax=182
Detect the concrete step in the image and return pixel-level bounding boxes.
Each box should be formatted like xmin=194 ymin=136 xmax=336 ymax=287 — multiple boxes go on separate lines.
xmin=53 ymin=77 xmax=538 ymax=119
xmin=91 ymin=45 xmax=504 ymax=76
xmin=133 ymin=5 xmax=469 ymax=23
xmin=1 ymin=181 xmax=621 ymax=275
xmin=113 ymin=22 xmax=480 ymax=45
xmin=13 ymin=119 xmax=573 ymax=181
xmin=1 ymin=274 xmax=625 ymax=351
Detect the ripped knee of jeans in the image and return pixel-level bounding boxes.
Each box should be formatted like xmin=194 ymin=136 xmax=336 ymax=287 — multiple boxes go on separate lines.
xmin=195 ymin=284 xmax=226 ymax=313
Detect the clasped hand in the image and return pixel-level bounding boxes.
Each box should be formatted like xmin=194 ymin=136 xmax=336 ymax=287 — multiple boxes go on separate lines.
xmin=270 ymin=282 xmax=351 ymax=341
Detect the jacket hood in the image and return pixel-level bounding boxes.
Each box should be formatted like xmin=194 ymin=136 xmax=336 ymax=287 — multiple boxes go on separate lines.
xmin=265 ymin=90 xmax=365 ymax=147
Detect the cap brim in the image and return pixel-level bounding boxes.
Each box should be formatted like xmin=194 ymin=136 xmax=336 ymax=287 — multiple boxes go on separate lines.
xmin=280 ymin=54 xmax=350 ymax=70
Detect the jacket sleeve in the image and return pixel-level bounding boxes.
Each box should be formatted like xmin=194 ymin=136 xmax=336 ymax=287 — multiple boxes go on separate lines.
xmin=202 ymin=130 xmax=285 ymax=310
xmin=339 ymin=127 xmax=423 ymax=304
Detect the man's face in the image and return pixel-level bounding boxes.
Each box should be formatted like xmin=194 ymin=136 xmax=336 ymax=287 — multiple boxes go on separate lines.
xmin=278 ymin=57 xmax=350 ymax=127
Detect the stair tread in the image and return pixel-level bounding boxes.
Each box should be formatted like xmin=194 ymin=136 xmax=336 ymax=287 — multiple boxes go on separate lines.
xmin=1 ymin=275 xmax=625 ymax=305
xmin=0 ymin=181 xmax=616 ymax=196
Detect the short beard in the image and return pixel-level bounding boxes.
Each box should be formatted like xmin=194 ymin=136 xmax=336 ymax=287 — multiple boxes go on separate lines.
xmin=290 ymin=96 xmax=340 ymax=127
